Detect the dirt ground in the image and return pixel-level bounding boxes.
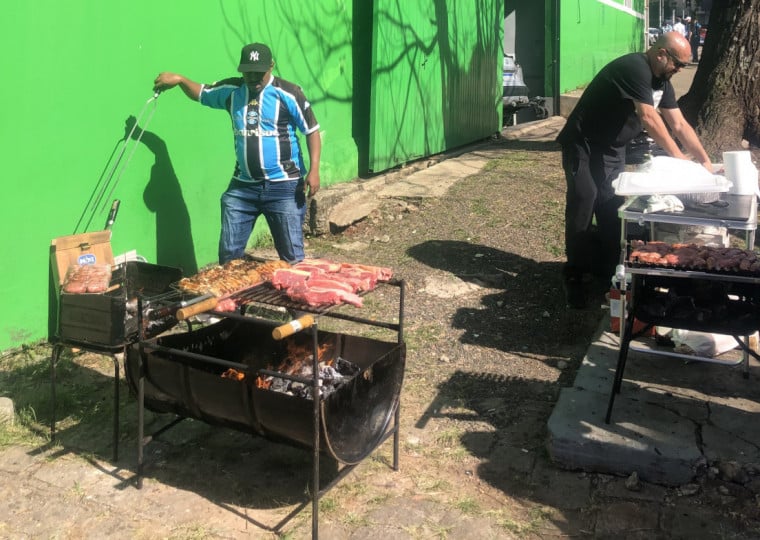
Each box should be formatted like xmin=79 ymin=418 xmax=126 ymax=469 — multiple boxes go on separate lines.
xmin=2 ymin=135 xmax=760 ymax=539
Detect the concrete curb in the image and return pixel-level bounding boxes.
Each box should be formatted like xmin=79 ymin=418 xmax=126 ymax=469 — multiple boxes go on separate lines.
xmin=547 ymin=314 xmax=760 ymax=485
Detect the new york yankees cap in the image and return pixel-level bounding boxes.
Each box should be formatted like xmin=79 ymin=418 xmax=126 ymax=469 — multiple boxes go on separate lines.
xmin=238 ymin=43 xmax=273 ymax=72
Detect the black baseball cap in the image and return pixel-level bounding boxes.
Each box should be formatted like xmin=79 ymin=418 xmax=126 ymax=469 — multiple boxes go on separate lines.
xmin=238 ymin=43 xmax=273 ymax=72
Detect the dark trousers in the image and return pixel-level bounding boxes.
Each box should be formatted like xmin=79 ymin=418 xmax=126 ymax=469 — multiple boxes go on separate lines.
xmin=561 ymin=139 xmax=625 ymax=280
xmin=690 ymin=41 xmax=700 ymax=62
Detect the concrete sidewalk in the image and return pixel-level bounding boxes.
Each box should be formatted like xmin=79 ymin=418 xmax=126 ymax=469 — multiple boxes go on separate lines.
xmin=548 ymin=319 xmax=760 ymax=485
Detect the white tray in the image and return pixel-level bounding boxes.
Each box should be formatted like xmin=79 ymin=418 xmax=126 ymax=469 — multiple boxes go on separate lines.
xmin=612 ymin=172 xmax=731 ymax=196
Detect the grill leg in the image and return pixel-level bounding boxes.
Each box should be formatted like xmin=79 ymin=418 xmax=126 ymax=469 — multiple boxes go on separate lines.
xmin=310 ymin=324 xmax=320 ymax=539
xmin=136 ymin=347 xmax=145 ymax=489
xmin=393 ymin=402 xmax=400 ymax=471
xmin=50 ymin=343 xmax=63 ymax=443
xmin=112 ymin=350 xmax=123 ymax=462
xmin=743 ymin=336 xmax=751 ymax=379
xmin=605 ymin=311 xmax=636 ymax=424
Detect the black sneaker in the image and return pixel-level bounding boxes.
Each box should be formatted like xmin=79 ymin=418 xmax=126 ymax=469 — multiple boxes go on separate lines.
xmin=563 ymin=275 xmax=587 ymax=309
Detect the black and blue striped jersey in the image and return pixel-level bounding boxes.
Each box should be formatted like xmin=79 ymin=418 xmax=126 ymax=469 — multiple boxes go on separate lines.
xmin=199 ymin=76 xmax=319 ymax=182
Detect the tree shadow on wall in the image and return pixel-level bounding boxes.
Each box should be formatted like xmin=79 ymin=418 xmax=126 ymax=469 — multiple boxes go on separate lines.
xmin=351 ymin=0 xmax=502 ymax=175
xmin=124 ymin=116 xmax=198 ymax=275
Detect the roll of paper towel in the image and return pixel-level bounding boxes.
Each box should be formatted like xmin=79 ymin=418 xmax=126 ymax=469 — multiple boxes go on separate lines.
xmin=723 ymin=150 xmax=759 ymax=195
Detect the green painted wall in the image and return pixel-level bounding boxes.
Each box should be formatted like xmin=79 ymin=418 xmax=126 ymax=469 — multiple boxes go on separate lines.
xmin=368 ymin=0 xmax=503 ymax=172
xmin=2 ymin=1 xmax=358 ymax=349
xmin=558 ymin=0 xmax=646 ymax=93
xmin=1 ymin=1 xmax=504 ymax=351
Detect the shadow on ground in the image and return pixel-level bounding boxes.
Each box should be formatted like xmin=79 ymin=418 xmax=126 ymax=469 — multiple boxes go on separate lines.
xmin=407 ymin=239 xmax=605 ymax=358
xmin=24 ymin=351 xmax=361 ymax=534
xmin=415 ymin=369 xmax=595 ymax=535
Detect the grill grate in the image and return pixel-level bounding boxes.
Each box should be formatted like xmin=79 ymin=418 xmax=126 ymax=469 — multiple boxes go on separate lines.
xmin=627 ymin=260 xmax=760 ymax=279
xmin=230 ymin=282 xmax=365 ymax=314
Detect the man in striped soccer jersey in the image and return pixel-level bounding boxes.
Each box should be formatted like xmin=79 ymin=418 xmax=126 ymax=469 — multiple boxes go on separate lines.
xmin=154 ymin=42 xmax=321 ymax=264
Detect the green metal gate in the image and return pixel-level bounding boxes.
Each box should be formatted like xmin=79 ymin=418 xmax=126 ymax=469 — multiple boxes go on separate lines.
xmin=368 ymin=0 xmax=503 ymax=173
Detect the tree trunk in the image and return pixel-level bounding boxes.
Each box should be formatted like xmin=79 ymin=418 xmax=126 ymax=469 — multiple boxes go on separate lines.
xmin=678 ymin=0 xmax=760 ymax=159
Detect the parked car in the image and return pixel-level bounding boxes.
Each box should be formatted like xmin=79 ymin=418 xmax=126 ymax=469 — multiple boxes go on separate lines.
xmin=648 ymin=27 xmax=662 ymax=45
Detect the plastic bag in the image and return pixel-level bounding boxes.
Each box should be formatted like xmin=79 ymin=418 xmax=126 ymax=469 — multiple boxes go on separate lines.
xmin=670 ymin=329 xmax=739 ymax=357
xmin=613 ymin=156 xmax=731 ymax=196
xmin=644 ymin=194 xmax=684 ymax=213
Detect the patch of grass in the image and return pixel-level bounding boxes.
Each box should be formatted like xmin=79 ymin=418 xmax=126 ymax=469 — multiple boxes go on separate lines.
xmin=491 ymin=504 xmax=555 ymax=535
xmin=367 ymin=493 xmax=391 ymax=506
xmin=470 ymin=198 xmax=492 ymax=217
xmin=0 ymin=408 xmax=46 ymax=448
xmin=495 ymin=516 xmax=525 ymax=534
xmin=433 ymin=427 xmax=463 ymax=447
xmin=69 ymin=481 xmax=86 ymax=501
xmin=528 ymin=505 xmax=555 ymax=523
xmin=364 ymin=452 xmax=392 ymax=471
xmin=489 ymin=152 xmax=534 ymax=168
xmin=341 ymin=511 xmax=370 ymax=527
xmin=426 ymin=521 xmax=454 ymax=539
xmin=319 ymin=496 xmax=338 ymax=514
xmin=414 ymin=475 xmax=451 ymax=494
xmin=444 ymin=445 xmax=470 ymax=462
xmin=454 ymin=496 xmax=480 ymax=515
xmin=404 ymin=323 xmax=448 ymax=352
xmin=401 ymin=524 xmax=425 ymax=537
xmin=167 ymin=523 xmax=215 ymax=540
xmin=546 ymin=242 xmax=564 ymax=258
xmin=337 ymin=478 xmax=368 ymax=498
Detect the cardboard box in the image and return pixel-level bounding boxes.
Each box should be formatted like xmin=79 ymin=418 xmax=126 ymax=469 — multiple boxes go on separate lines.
xmin=49 ymin=231 xmax=114 ymax=341
xmin=50 ymin=231 xmax=114 ymax=291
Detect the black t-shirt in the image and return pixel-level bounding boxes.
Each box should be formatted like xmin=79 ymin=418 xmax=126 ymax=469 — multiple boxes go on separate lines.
xmin=557 ymin=52 xmax=677 ymax=148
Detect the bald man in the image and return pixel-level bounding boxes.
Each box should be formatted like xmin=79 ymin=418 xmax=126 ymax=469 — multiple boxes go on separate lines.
xmin=556 ymin=32 xmax=712 ymax=308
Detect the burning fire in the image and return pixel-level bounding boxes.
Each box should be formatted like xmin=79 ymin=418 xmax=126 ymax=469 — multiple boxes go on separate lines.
xmin=255 ymin=339 xmax=335 ymax=389
xmin=221 ymin=368 xmax=245 ymax=381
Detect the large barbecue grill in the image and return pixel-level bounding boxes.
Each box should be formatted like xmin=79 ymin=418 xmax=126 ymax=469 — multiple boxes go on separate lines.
xmin=126 ymin=277 xmax=406 ymax=538
xmin=48 ymin=246 xmax=406 ymax=538
xmin=126 ymin=310 xmax=405 ymax=464
xmin=605 ymin=193 xmax=760 ymax=423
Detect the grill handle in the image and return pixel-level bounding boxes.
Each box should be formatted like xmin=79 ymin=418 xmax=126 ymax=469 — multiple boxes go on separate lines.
xmin=272 ymin=314 xmax=315 ymax=340
xmin=176 ymin=296 xmax=219 ymax=320
xmin=104 ymin=199 xmax=120 ymax=231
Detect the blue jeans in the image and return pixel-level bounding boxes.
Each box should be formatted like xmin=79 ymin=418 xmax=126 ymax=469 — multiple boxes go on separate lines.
xmin=219 ymin=178 xmax=307 ymax=264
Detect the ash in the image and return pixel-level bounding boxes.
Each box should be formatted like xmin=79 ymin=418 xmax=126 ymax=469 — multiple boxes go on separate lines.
xmin=266 ymin=357 xmax=360 ymax=399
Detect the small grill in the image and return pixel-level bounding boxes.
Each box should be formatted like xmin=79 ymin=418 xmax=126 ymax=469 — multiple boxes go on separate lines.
xmin=126 ymin=279 xmax=406 ymax=538
xmin=622 ymin=268 xmax=760 ymax=335
xmin=622 ymin=241 xmax=760 ymax=334
xmin=51 ymin=261 xmax=183 ymax=459
xmin=605 ymin=245 xmax=760 ymax=424
xmin=57 ymin=261 xmax=183 ymax=347
xmin=628 ymin=260 xmax=760 ymax=278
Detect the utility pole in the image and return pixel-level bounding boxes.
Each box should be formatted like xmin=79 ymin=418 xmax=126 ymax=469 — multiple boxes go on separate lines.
xmin=659 ymin=0 xmax=663 ymax=27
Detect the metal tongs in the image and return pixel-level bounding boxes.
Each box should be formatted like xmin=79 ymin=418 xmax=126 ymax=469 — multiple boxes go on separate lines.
xmin=75 ymin=91 xmax=161 ymax=233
